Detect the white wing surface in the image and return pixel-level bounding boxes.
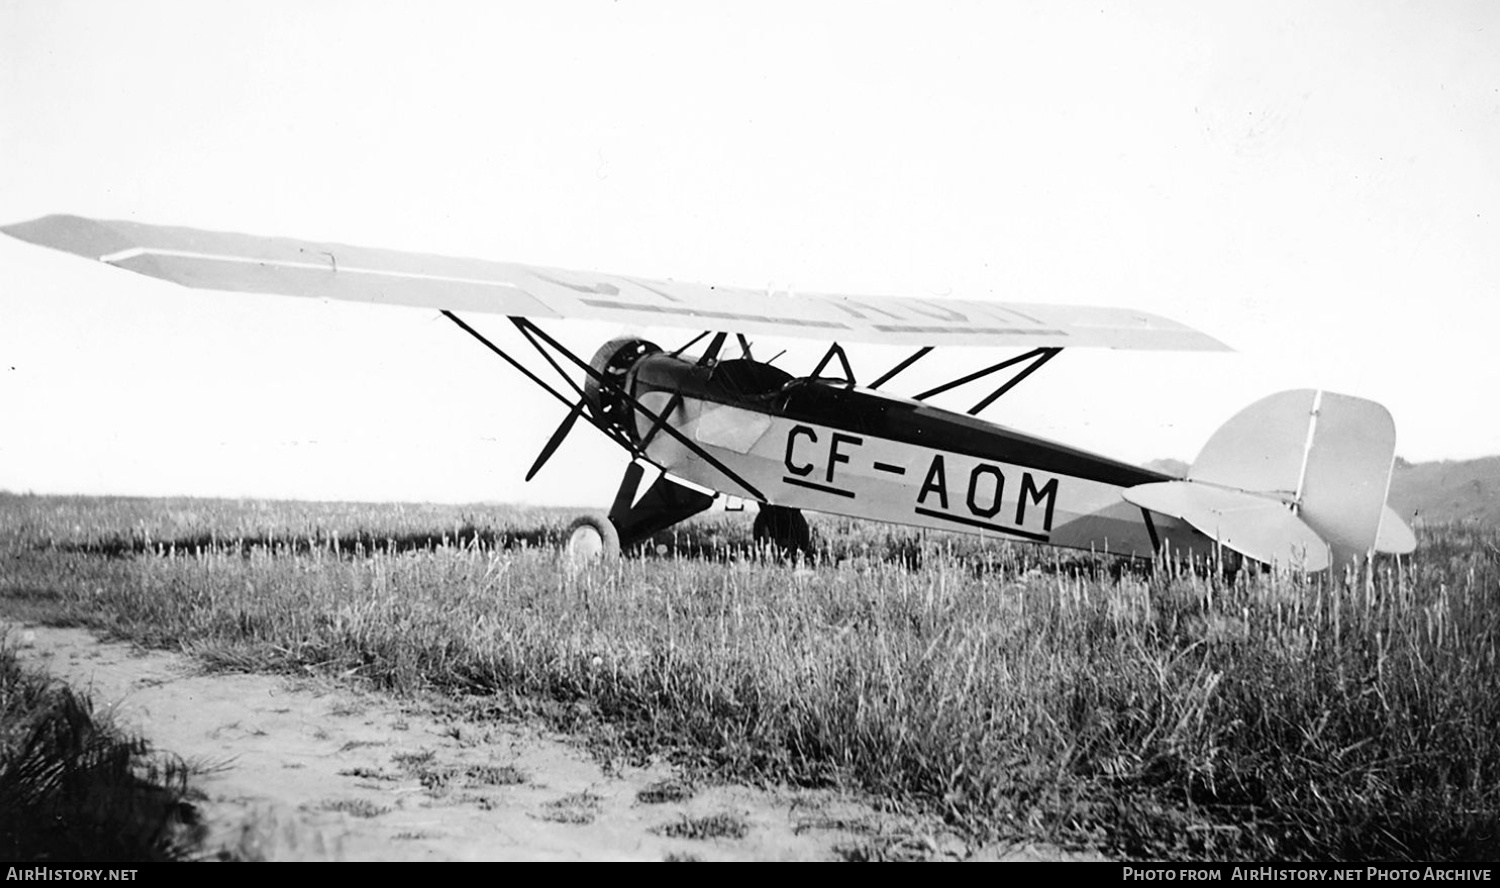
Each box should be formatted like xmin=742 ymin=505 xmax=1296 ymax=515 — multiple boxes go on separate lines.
xmin=3 ymin=215 xmax=1228 ymax=351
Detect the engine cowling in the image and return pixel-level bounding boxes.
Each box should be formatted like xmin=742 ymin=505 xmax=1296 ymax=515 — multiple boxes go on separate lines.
xmin=583 ymin=337 xmax=660 ymax=441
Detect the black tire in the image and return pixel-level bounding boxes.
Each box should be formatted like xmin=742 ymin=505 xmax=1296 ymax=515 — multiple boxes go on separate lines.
xmin=563 ymin=513 xmax=621 ymax=564
xmin=752 ymin=505 xmax=811 ymax=557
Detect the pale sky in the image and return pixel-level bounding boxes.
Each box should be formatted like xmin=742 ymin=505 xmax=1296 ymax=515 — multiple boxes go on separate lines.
xmin=2 ymin=1 xmax=1497 ymax=506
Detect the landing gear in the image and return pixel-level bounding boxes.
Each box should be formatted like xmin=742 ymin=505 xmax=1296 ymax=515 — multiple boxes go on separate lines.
xmin=607 ymin=461 xmax=716 ymax=550
xmin=561 ymin=462 xmax=717 ymax=563
xmin=563 ymin=513 xmax=620 ymax=564
xmin=753 ymin=504 xmax=811 ymax=557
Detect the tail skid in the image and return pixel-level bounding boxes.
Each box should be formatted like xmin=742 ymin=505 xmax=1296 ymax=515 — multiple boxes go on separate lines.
xmin=1124 ymin=390 xmax=1415 ymax=570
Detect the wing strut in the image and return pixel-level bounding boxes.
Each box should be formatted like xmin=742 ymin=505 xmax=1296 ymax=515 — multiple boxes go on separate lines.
xmin=511 ymin=319 xmax=591 ymax=403
xmin=639 ymin=392 xmax=684 ymax=450
xmin=869 ymin=346 xmax=932 ymax=388
xmin=808 ymin=342 xmax=856 ymax=383
xmin=440 ymin=311 xmax=620 ymax=446
xmin=966 ymin=348 xmax=1060 ymax=415
xmin=439 ymin=312 xmax=634 ymax=474
xmin=670 ymin=331 xmax=711 ymax=357
xmin=911 ymin=347 xmax=1062 ymax=414
xmin=698 ymin=332 xmax=729 ymax=366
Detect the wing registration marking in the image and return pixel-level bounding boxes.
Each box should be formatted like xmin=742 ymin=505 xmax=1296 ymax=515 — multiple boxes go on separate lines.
xmin=580 ymin=298 xmax=851 ymax=329
xmin=874 ymin=324 xmax=1068 ymax=336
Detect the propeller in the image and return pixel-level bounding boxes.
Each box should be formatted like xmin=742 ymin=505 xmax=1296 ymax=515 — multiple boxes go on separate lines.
xmin=526 ymin=399 xmax=587 ymax=481
xmin=525 ymin=337 xmax=663 ymax=482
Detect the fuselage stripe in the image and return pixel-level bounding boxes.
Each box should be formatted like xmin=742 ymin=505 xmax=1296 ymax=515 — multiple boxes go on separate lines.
xmin=782 ymin=476 xmax=857 ymax=499
xmin=913 ymin=506 xmax=1050 ymax=542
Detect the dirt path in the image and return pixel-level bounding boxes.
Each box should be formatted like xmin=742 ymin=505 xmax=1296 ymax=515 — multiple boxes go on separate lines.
xmin=4 ymin=622 xmax=1103 ymax=862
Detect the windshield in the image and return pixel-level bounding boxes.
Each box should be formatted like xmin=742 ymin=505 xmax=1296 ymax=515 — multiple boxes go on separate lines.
xmin=709 ymin=359 xmax=794 ymax=398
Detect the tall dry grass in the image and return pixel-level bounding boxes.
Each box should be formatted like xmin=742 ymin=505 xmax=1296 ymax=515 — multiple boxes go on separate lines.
xmin=1 ymin=493 xmax=1496 ymax=860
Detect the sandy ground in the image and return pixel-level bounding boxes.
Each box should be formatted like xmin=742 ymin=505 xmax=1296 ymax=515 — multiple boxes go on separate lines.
xmin=4 ymin=621 xmax=1104 ymax=862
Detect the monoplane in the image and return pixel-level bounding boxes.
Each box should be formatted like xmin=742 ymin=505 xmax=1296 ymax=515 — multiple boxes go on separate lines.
xmin=3 ymin=215 xmax=1416 ymax=571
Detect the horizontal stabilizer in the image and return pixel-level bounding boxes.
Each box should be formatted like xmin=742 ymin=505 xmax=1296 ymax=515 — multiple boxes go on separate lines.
xmin=1375 ymin=506 xmax=1417 ymax=555
xmin=1123 ymin=481 xmax=1331 ymax=570
xmin=2 ymin=215 xmax=1230 ymax=351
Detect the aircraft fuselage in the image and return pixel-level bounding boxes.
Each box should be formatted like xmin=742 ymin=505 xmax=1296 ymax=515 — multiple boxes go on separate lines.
xmin=622 ymin=352 xmax=1210 ymax=560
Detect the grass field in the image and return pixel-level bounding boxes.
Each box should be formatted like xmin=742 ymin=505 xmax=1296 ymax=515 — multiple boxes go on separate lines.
xmin=1 ymin=492 xmax=1496 ymax=861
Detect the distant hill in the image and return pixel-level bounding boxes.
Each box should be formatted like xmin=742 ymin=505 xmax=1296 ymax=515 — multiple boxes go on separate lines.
xmin=1387 ymin=456 xmax=1500 ymax=526
xmin=1140 ymin=456 xmax=1500 ymax=526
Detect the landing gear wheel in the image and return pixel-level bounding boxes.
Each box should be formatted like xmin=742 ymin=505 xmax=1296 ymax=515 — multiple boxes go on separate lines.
xmin=563 ymin=514 xmax=620 ymax=564
xmin=753 ymin=505 xmax=811 ymax=557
